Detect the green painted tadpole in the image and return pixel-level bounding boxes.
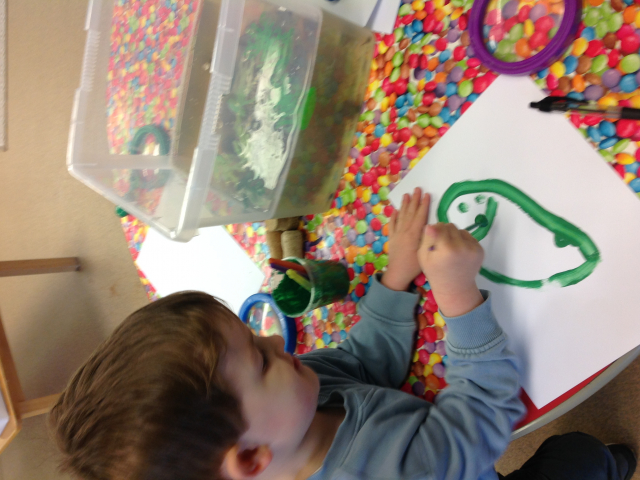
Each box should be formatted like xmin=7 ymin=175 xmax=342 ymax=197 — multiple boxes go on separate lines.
xmin=438 ymin=179 xmax=601 ymax=289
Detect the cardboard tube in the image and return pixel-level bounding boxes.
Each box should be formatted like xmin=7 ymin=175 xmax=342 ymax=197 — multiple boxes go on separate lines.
xmin=265 ymin=217 xmax=300 ymax=231
xmin=282 ymin=230 xmax=304 ymax=259
xmin=266 ymin=231 xmax=283 ymax=259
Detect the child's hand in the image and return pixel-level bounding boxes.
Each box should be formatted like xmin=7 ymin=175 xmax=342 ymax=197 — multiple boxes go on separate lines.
xmin=418 ymin=223 xmax=485 ymax=317
xmin=382 ymin=188 xmax=430 ymax=292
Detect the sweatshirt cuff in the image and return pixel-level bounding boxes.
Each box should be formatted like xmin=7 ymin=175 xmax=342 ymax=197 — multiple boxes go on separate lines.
xmin=441 ymin=291 xmax=504 ymax=350
xmin=358 ymin=274 xmax=420 ymax=323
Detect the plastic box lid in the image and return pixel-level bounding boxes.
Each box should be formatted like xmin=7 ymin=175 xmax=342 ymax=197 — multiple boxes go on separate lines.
xmin=68 ymin=0 xmax=324 ymax=241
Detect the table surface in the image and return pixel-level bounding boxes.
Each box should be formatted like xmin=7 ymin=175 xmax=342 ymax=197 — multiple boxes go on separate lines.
xmin=116 ymin=0 xmax=640 ymax=432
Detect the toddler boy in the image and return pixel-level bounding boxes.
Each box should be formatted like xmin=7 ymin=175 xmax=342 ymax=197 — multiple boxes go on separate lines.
xmin=51 ymin=188 xmax=525 ymax=480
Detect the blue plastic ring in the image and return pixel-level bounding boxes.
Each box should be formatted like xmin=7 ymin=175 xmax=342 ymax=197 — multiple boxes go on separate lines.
xmin=238 ymin=293 xmax=298 ymax=354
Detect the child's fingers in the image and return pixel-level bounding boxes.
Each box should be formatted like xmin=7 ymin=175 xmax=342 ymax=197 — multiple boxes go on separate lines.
xmin=407 ymin=188 xmax=422 ymax=218
xmin=421 ymin=222 xmax=449 ymax=251
xmin=447 ymin=224 xmax=465 ymax=243
xmin=401 ymin=189 xmax=421 ymax=223
xmin=420 ymin=225 xmax=438 ymax=252
xmin=388 ymin=210 xmax=397 ymax=237
xmin=398 ymin=193 xmax=411 ymax=223
xmin=416 ymin=193 xmax=431 ymax=226
xmin=460 ymin=229 xmax=484 ymax=254
xmin=459 ymin=229 xmax=477 ymax=244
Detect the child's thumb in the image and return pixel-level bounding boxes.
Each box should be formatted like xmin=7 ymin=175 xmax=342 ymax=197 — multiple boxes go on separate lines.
xmin=421 ymin=224 xmax=439 ymax=251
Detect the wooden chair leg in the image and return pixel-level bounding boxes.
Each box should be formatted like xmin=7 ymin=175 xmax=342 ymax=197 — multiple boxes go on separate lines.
xmin=0 ymin=258 xmax=80 ymax=277
xmin=17 ymin=394 xmax=61 ymax=419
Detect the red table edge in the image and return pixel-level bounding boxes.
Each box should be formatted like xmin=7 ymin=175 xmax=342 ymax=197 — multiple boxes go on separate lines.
xmin=515 ymin=365 xmax=608 ymax=430
xmin=513 ymin=344 xmax=640 ymax=437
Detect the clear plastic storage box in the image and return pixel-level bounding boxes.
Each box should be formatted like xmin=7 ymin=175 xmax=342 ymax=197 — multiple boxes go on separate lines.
xmin=68 ymin=0 xmax=374 ymax=241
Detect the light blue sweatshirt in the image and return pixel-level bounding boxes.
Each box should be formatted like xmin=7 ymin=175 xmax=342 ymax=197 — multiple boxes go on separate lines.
xmin=301 ymin=275 xmax=526 ymax=480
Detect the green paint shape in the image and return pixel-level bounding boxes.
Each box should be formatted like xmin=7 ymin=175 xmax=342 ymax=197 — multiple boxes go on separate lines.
xmin=438 ymin=179 xmax=601 ymax=289
xmin=475 ymin=194 xmax=486 ymax=204
xmin=300 ymin=87 xmax=317 ymax=131
xmin=458 ymin=202 xmax=469 ymax=213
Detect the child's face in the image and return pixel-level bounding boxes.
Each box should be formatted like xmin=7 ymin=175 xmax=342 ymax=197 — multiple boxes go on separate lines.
xmin=219 ymin=316 xmax=320 ymax=450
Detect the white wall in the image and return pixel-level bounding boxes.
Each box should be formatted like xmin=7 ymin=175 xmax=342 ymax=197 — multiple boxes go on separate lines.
xmin=0 ymin=1 xmax=149 ymax=477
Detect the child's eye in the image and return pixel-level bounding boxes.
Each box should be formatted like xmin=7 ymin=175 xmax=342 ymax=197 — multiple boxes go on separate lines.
xmin=261 ymin=351 xmax=269 ymax=374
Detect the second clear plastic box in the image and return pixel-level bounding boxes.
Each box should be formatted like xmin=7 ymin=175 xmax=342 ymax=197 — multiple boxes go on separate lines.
xmin=68 ymin=0 xmax=374 ymax=241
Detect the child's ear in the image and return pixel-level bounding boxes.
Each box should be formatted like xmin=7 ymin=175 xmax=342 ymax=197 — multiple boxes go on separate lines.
xmin=223 ymin=444 xmax=272 ymax=479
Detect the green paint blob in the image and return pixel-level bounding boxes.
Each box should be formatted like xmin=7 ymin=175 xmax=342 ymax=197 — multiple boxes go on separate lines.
xmin=475 ymin=194 xmax=486 ymax=204
xmin=438 ymin=179 xmax=601 ymax=289
xmin=554 ymin=234 xmax=571 ymax=248
xmin=465 ymin=214 xmax=489 ymax=231
xmin=458 ymin=202 xmax=469 ymax=213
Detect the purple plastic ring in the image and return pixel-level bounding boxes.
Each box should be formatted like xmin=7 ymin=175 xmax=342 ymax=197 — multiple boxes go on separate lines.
xmin=468 ymin=0 xmax=582 ymax=75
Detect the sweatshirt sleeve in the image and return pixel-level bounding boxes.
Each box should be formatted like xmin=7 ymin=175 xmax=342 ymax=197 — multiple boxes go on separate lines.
xmin=317 ymin=291 xmax=526 ymax=480
xmin=413 ymin=292 xmax=526 ymax=478
xmin=301 ymin=274 xmax=420 ymax=389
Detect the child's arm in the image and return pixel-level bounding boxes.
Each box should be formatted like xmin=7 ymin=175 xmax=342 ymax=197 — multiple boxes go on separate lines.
xmin=302 ymin=189 xmax=429 ymax=388
xmin=410 ymin=222 xmax=524 ymax=477
xmin=314 ymin=222 xmax=525 ymax=479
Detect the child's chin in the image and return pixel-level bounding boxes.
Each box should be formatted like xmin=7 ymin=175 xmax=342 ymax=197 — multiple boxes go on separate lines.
xmin=304 ymin=369 xmax=321 ymax=402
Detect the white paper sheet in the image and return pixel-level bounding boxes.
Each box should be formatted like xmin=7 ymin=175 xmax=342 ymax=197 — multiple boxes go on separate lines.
xmin=367 ymin=0 xmax=402 ymax=34
xmin=136 ymin=227 xmax=265 ymax=315
xmin=390 ymin=75 xmax=640 ymax=408
xmin=303 ymin=0 xmax=379 ymax=29
xmin=302 ymin=0 xmax=399 ymax=34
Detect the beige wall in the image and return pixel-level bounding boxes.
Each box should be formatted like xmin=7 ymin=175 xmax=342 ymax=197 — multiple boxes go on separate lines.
xmin=0 ymin=1 xmax=149 ymax=478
